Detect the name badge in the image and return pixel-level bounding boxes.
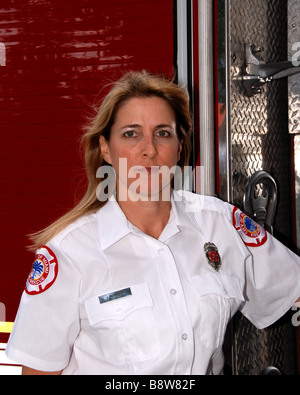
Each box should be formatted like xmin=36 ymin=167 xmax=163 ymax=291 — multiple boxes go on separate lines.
xmin=99 ymin=287 xmax=132 ymax=304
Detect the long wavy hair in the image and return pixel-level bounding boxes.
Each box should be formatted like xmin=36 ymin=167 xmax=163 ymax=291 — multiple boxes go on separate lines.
xmin=29 ymin=70 xmax=193 ymax=251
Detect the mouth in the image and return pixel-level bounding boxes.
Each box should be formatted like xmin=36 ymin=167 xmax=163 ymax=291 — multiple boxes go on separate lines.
xmin=135 ymin=166 xmax=160 ymax=174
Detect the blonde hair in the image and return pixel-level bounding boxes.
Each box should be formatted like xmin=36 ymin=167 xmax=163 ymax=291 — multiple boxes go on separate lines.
xmin=29 ymin=70 xmax=193 ymax=250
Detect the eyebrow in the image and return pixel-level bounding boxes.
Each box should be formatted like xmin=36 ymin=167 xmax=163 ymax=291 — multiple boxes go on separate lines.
xmin=120 ymin=123 xmax=174 ymax=130
xmin=120 ymin=124 xmax=141 ymax=130
xmin=154 ymin=124 xmax=175 ymax=129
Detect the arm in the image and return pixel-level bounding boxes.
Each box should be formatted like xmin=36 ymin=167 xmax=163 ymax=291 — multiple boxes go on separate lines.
xmin=6 ymin=245 xmax=81 ymax=375
xmin=22 ymin=366 xmax=62 ymax=375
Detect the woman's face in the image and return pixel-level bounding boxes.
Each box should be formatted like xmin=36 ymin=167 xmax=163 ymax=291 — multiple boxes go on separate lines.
xmin=100 ymin=96 xmax=182 ymax=201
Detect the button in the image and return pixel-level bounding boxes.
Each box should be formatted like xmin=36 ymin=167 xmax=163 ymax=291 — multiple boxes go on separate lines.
xmin=170 ymin=288 xmax=177 ymax=295
xmin=158 ymin=249 xmax=164 ymax=255
xmin=221 ymin=286 xmax=228 ymax=296
xmin=181 ymin=333 xmax=188 ymax=341
xmin=116 ymin=308 xmax=122 ymax=313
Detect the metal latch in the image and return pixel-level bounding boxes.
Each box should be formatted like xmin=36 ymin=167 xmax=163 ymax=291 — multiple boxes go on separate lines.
xmin=243 ymin=170 xmax=277 ymax=235
xmin=242 ymin=44 xmax=300 ymax=96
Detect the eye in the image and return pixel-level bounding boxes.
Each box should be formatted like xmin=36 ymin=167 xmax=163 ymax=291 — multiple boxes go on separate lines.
xmin=156 ymin=130 xmax=171 ymax=137
xmin=123 ymin=130 xmax=137 ymax=138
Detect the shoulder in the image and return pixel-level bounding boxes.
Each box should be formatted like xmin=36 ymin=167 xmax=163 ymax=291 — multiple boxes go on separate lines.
xmin=175 ymin=190 xmax=267 ymax=247
xmin=175 ymin=190 xmax=232 ymax=219
xmin=47 ymin=211 xmax=99 ymax=251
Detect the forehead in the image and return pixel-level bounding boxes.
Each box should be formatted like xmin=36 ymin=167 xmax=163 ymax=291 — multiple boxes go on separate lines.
xmin=113 ymin=96 xmax=176 ymax=125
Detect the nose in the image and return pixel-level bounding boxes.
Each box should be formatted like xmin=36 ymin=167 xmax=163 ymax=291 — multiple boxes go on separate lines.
xmin=142 ymin=134 xmax=158 ymax=159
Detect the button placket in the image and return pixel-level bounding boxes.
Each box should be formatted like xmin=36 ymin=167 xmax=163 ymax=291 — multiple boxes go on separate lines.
xmin=154 ymin=240 xmax=194 ymax=372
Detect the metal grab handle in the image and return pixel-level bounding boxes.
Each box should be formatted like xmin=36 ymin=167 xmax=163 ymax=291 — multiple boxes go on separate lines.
xmin=260 ymin=366 xmax=282 ymax=375
xmin=243 ymin=170 xmax=277 ymax=235
xmin=242 ymin=44 xmax=300 ymax=96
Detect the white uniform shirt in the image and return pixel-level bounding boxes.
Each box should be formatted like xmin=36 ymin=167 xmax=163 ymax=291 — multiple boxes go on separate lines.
xmin=6 ymin=190 xmax=300 ymax=375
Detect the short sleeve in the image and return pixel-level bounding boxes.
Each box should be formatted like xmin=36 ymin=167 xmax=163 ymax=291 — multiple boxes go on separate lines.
xmin=228 ymin=204 xmax=300 ymax=329
xmin=5 ymin=243 xmax=82 ymax=372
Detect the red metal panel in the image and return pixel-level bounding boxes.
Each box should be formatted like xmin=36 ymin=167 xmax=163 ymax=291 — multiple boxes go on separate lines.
xmin=0 ymin=0 xmax=174 ymax=336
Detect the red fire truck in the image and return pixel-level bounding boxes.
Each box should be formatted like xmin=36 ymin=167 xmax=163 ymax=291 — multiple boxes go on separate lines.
xmin=0 ymin=0 xmax=299 ymax=375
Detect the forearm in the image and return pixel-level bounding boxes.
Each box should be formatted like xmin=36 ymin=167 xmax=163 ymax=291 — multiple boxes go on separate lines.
xmin=22 ymin=366 xmax=62 ymax=375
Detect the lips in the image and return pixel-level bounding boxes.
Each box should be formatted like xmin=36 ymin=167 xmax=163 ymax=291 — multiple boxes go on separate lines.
xmin=135 ymin=166 xmax=160 ymax=174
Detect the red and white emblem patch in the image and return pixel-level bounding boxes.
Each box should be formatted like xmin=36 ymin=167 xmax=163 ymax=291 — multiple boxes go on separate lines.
xmin=232 ymin=206 xmax=267 ymax=247
xmin=25 ymin=245 xmax=58 ymax=295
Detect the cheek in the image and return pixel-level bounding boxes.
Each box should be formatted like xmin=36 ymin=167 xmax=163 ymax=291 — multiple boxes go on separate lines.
xmin=108 ymin=146 xmax=137 ymax=173
xmin=164 ymin=144 xmax=182 ymax=163
xmin=108 ymin=144 xmax=127 ymax=163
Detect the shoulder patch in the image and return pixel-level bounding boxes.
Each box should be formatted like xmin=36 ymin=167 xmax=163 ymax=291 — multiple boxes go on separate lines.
xmin=232 ymin=206 xmax=267 ymax=247
xmin=25 ymin=245 xmax=58 ymax=295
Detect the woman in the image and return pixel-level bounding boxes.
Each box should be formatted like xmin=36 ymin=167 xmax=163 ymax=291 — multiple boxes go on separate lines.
xmin=6 ymin=71 xmax=300 ymax=375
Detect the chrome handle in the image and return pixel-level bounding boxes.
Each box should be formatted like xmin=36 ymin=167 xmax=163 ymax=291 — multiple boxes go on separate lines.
xmin=243 ymin=170 xmax=277 ymax=235
xmin=242 ymin=44 xmax=300 ymax=96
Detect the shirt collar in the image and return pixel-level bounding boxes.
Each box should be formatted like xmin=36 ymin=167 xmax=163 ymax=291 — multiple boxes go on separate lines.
xmin=97 ymin=190 xmax=201 ymax=250
xmin=171 ymin=190 xmax=202 ymax=233
xmin=97 ymin=194 xmax=132 ymax=251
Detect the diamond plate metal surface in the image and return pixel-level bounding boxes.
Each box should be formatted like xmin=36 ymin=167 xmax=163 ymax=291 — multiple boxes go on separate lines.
xmin=227 ymin=0 xmax=298 ymax=375
xmin=294 ymin=135 xmax=300 ymax=249
xmin=232 ymin=312 xmax=296 ymax=375
xmin=288 ymin=0 xmax=300 ymax=134
xmin=229 ymin=0 xmax=291 ymax=241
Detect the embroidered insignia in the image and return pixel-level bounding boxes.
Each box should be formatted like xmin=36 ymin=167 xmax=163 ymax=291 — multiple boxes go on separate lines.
xmin=232 ymin=206 xmax=267 ymax=247
xmin=25 ymin=245 xmax=58 ymax=295
xmin=204 ymin=242 xmax=222 ymax=272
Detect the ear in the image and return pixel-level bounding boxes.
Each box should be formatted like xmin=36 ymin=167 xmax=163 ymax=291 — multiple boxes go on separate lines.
xmin=99 ymin=135 xmax=112 ymax=165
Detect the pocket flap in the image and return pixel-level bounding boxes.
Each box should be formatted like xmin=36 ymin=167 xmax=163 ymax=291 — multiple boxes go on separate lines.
xmin=192 ymin=273 xmax=245 ymax=301
xmin=85 ymin=283 xmax=153 ymax=326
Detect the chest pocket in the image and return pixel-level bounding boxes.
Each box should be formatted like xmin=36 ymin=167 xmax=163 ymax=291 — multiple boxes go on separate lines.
xmin=191 ymin=273 xmax=244 ymax=349
xmin=84 ymin=283 xmax=161 ymax=364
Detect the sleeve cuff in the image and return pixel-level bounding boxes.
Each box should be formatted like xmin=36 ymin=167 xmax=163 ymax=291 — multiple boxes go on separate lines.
xmin=5 ymin=345 xmax=68 ymax=373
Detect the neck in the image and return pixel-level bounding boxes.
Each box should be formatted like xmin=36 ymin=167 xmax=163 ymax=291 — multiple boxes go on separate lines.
xmin=117 ymin=197 xmax=172 ymax=240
